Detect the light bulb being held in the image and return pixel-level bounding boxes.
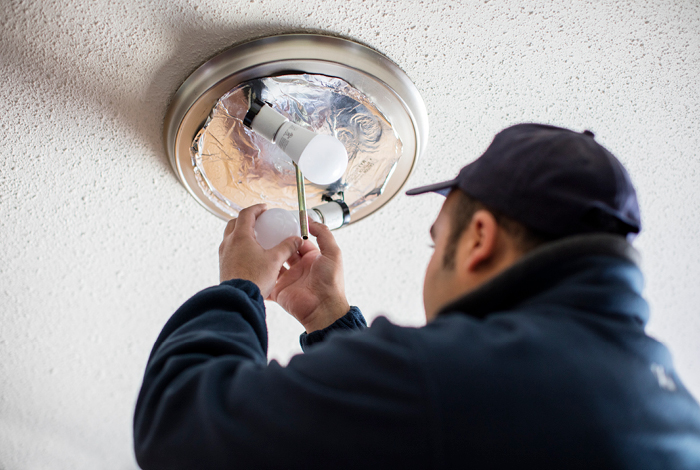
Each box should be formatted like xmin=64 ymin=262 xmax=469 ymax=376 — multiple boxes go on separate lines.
xmin=243 ymin=99 xmax=349 ymax=185
xmin=253 ymin=208 xmax=301 ymax=250
xmin=253 ymin=201 xmax=350 ymax=249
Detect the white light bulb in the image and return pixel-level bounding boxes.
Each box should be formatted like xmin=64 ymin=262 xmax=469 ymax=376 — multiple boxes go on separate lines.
xmin=254 ymin=208 xmax=301 ymax=249
xmin=297 ymin=134 xmax=348 ymax=185
xmin=247 ymin=103 xmax=348 ymax=185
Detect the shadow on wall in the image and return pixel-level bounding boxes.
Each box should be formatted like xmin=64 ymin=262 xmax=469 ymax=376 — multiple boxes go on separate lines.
xmin=0 ymin=2 xmax=348 ymax=176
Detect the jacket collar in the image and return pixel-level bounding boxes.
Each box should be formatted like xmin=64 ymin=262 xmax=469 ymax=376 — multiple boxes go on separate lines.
xmin=436 ymin=234 xmax=648 ymax=324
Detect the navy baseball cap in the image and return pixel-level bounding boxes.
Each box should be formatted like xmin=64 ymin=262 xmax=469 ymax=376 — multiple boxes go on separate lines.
xmin=406 ymin=124 xmax=641 ymax=239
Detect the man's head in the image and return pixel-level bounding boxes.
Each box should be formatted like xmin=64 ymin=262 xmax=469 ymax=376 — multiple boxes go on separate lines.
xmin=409 ymin=124 xmax=641 ymax=321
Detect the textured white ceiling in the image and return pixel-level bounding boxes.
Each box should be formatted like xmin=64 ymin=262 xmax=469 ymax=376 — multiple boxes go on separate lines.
xmin=1 ymin=0 xmax=699 ymax=468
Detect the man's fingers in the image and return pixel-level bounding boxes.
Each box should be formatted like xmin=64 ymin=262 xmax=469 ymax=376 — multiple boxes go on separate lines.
xmin=224 ymin=218 xmax=237 ymax=237
xmin=268 ymin=236 xmax=302 ymax=265
xmin=269 ymin=270 xmax=288 ymax=301
xmin=297 ymin=238 xmax=319 ymax=258
xmin=286 ymin=251 xmax=302 ymax=267
xmin=308 ymin=221 xmax=341 ymax=258
xmin=287 ymin=240 xmax=317 ymax=267
xmin=235 ymin=204 xmax=267 ymax=236
xmin=267 ymin=266 xmax=289 ymax=302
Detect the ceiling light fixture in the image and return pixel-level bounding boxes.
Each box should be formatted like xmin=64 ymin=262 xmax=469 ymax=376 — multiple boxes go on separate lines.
xmin=163 ymin=34 xmax=429 ymax=228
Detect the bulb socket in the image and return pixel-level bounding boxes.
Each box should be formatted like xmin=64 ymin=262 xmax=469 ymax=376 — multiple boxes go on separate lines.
xmin=243 ymin=98 xmax=265 ymax=128
xmin=310 ymin=200 xmax=351 ymax=230
xmin=244 ymin=100 xmax=288 ymax=143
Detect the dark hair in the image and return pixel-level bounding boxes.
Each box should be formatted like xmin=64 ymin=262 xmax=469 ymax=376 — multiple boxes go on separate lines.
xmin=443 ymin=190 xmax=555 ymax=268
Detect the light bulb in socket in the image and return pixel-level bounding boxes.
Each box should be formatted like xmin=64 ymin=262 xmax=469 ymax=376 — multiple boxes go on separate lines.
xmin=244 ymin=99 xmax=348 ymax=185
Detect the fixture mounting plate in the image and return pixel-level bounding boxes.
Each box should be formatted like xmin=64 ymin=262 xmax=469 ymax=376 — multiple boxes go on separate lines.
xmin=164 ymin=33 xmax=429 ymax=223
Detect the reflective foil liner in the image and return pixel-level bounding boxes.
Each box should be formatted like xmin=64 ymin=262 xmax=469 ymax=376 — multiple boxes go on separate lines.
xmin=191 ymin=74 xmax=403 ymax=217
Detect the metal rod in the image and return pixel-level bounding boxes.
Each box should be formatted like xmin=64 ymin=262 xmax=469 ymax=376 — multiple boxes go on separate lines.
xmin=294 ymin=162 xmax=309 ymax=239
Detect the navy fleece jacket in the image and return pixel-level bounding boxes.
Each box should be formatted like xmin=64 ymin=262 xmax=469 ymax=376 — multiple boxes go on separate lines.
xmin=134 ymin=235 xmax=700 ymax=469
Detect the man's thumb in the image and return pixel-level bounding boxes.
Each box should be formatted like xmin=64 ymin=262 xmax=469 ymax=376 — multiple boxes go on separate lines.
xmin=270 ymin=236 xmax=302 ymax=262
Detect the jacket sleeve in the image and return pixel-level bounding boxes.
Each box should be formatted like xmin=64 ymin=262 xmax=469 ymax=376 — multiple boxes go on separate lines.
xmin=299 ymin=306 xmax=367 ymax=351
xmin=133 ymin=279 xmax=431 ymax=470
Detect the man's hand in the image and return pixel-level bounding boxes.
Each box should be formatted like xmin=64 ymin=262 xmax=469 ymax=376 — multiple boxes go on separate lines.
xmin=219 ymin=204 xmax=302 ymax=299
xmin=269 ymin=221 xmax=350 ymax=333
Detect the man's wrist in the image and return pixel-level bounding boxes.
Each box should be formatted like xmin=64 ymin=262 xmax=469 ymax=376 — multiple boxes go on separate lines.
xmin=303 ymin=298 xmax=351 ymax=333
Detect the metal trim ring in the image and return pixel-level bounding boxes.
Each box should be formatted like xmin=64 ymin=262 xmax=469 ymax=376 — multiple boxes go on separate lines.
xmin=164 ymin=33 xmax=429 ymax=223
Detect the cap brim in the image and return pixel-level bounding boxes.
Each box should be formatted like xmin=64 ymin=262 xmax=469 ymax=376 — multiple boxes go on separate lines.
xmin=405 ymin=178 xmax=458 ymax=197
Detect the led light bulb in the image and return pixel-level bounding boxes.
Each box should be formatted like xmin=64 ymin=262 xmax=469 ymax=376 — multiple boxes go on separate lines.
xmin=295 ymin=132 xmax=348 ymax=185
xmin=254 ymin=208 xmax=301 ymax=249
xmin=244 ymin=100 xmax=348 ymax=185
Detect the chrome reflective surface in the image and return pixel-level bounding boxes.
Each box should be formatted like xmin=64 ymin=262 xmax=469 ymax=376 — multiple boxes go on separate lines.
xmin=164 ymin=34 xmax=429 ymax=223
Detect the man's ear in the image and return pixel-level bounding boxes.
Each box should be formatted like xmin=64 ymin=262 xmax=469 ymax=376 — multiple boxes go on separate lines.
xmin=455 ymin=210 xmax=500 ymax=274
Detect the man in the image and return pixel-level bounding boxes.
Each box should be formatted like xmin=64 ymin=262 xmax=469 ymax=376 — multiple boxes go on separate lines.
xmin=134 ymin=124 xmax=700 ymax=469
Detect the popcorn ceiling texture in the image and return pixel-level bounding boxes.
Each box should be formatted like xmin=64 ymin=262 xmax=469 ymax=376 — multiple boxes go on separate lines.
xmin=1 ymin=0 xmax=698 ymax=468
